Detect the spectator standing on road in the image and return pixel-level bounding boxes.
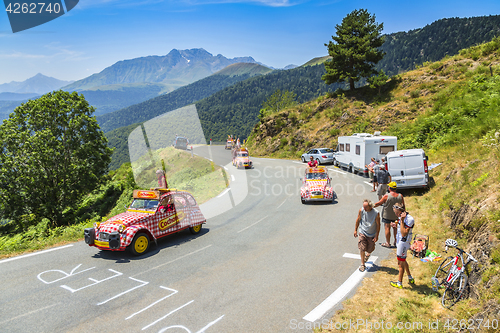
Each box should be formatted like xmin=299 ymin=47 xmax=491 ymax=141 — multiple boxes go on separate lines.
xmin=374 ymin=182 xmax=404 ymax=248
xmin=308 ymin=156 xmax=319 ymax=167
xmin=365 ymin=157 xmax=377 ymax=190
xmin=390 ymin=204 xmax=415 ymax=288
xmin=354 ymin=199 xmax=381 ymax=272
xmin=375 ymin=164 xmax=392 ymax=200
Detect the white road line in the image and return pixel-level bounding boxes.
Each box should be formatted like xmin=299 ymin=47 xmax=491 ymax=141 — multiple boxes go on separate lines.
xmin=223 ymin=166 xmax=228 ymax=170
xmin=292 ymin=161 xmax=303 ymax=164
xmin=277 ymin=199 xmax=287 ymax=209
xmin=0 ymin=244 xmax=74 ymax=264
xmin=303 ymin=253 xmax=378 ymax=322
xmin=133 ymin=245 xmax=212 ymax=277
xmin=364 ymin=181 xmax=373 ymax=187
xmin=126 ymin=286 xmax=178 ymax=320
xmin=0 ymin=302 xmax=61 ymax=325
xmin=328 ymin=168 xmax=346 ymax=175
xmin=142 ymin=300 xmax=194 ymax=330
xmin=217 ymin=188 xmax=231 ymax=198
xmin=231 ymin=175 xmax=235 ymax=182
xmin=195 ymin=315 xmax=225 ymax=333
xmin=237 ymin=215 xmax=269 ymax=233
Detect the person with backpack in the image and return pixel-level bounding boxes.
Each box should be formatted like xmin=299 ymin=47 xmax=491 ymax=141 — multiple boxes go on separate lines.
xmin=390 ymin=204 xmax=415 ymax=288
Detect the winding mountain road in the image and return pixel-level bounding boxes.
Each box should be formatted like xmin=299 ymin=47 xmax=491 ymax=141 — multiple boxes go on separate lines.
xmin=0 ymin=145 xmax=392 ymax=332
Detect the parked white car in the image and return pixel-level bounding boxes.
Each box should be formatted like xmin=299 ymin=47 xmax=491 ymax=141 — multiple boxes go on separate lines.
xmin=386 ymin=149 xmax=429 ymax=189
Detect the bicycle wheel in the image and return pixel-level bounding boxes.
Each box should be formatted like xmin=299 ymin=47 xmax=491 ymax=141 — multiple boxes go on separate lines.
xmin=434 ymin=256 xmax=454 ymax=286
xmin=442 ymin=274 xmax=468 ymax=308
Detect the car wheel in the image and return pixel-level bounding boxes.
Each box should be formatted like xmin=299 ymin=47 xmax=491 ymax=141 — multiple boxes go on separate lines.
xmin=301 ymin=156 xmax=306 ymax=163
xmin=189 ymin=224 xmax=202 ymax=235
xmin=316 ymin=158 xmax=321 ymax=165
xmin=129 ymin=232 xmax=150 ymax=256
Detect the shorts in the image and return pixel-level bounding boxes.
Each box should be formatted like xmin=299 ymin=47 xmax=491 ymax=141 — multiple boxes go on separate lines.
xmin=377 ymin=183 xmax=388 ymax=197
xmin=382 ymin=218 xmax=396 ymax=224
xmin=373 ymin=176 xmax=378 ymax=183
xmin=397 ymin=239 xmax=411 ymax=261
xmin=358 ymin=233 xmax=376 ymax=253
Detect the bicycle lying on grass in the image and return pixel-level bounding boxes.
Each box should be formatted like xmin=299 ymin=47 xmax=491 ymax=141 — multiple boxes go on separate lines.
xmin=432 ymin=239 xmax=478 ymax=308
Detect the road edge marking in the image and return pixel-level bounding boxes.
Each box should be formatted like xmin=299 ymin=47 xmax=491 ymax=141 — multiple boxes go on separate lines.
xmin=303 ymin=253 xmax=378 ymax=322
xmin=0 ymin=244 xmax=74 ymax=264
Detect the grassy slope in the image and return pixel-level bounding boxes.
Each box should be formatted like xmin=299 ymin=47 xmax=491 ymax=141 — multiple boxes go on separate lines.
xmin=246 ymin=38 xmax=500 ymax=331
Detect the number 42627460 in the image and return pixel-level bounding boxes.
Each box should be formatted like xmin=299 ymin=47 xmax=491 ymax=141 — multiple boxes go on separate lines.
xmin=5 ymin=2 xmax=62 ymax=14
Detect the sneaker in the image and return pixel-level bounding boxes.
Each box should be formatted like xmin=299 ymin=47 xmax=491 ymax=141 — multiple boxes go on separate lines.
xmin=390 ymin=281 xmax=402 ymax=289
xmin=409 ymin=277 xmax=415 ymax=284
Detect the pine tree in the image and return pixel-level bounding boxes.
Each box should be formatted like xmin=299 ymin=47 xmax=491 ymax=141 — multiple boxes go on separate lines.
xmin=322 ymin=9 xmax=385 ymax=90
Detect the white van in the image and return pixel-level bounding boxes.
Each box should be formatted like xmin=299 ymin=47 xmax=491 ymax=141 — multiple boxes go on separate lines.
xmin=386 ymin=149 xmax=429 ymax=189
xmin=334 ymin=133 xmax=397 ymax=175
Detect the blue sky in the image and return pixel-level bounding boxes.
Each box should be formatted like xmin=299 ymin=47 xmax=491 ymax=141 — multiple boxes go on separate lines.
xmin=1 ymin=0 xmax=500 ymax=84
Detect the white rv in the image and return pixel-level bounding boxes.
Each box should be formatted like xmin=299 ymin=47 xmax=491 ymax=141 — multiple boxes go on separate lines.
xmin=385 ymin=149 xmax=429 ymax=189
xmin=334 ymin=133 xmax=397 ymax=175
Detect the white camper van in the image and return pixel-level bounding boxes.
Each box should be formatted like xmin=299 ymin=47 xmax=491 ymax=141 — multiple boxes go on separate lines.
xmin=385 ymin=149 xmax=429 ymax=189
xmin=334 ymin=133 xmax=397 ymax=175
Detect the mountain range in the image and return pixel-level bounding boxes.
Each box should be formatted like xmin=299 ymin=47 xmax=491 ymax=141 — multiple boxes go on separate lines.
xmin=0 ymin=73 xmax=72 ymax=95
xmin=62 ymin=48 xmax=262 ymax=92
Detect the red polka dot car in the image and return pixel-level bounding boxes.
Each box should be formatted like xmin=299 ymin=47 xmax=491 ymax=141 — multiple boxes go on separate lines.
xmin=84 ymin=189 xmax=206 ymax=255
xmin=300 ymin=166 xmax=336 ymax=204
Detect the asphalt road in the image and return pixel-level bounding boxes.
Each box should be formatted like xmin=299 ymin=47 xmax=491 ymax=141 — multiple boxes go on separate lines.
xmin=0 ymin=145 xmax=393 ymax=333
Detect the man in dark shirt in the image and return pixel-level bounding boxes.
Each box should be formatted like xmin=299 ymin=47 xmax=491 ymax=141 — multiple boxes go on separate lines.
xmin=375 ymin=165 xmax=391 ymax=200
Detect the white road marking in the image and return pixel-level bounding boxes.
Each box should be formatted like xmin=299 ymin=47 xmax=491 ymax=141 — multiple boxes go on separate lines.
xmin=0 ymin=302 xmax=61 ymax=325
xmin=223 ymin=166 xmax=228 ymax=170
xmin=217 ymin=188 xmax=231 ymax=198
xmin=133 ymin=245 xmax=212 ymax=277
xmin=61 ymin=269 xmax=123 ymax=293
xmin=364 ymin=181 xmax=373 ymax=187
xmin=38 ymin=264 xmax=96 ymax=284
xmin=0 ymin=244 xmax=73 ymax=264
xmin=231 ymin=175 xmax=235 ymax=182
xmin=195 ymin=315 xmax=225 ymax=333
xmin=237 ymin=215 xmax=269 ymax=233
xmin=142 ymin=300 xmax=194 ymax=330
xmin=292 ymin=161 xmax=303 ymax=164
xmin=97 ymin=277 xmax=149 ymax=305
xmin=303 ymin=253 xmax=378 ymax=322
xmin=126 ymin=286 xmax=178 ymax=320
xmin=328 ymin=168 xmax=346 ymax=175
xmin=277 ymin=199 xmax=287 ymax=209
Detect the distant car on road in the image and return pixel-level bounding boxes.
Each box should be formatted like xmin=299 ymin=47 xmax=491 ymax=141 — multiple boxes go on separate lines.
xmin=84 ymin=189 xmax=206 ymax=256
xmin=300 ymin=166 xmax=336 ymax=204
xmin=173 ymin=136 xmax=189 ymax=150
xmin=301 ymin=148 xmax=335 ymax=165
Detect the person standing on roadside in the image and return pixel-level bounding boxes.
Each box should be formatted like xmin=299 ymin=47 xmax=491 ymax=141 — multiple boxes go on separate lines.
xmin=365 ymin=157 xmax=377 ymax=190
xmin=354 ymin=199 xmax=381 ymax=272
xmin=374 ymin=182 xmax=404 ymax=248
xmin=390 ymin=204 xmax=415 ymax=288
xmin=375 ymin=164 xmax=391 ymax=200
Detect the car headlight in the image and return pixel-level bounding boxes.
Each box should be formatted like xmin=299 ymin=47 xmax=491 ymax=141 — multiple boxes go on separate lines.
xmin=118 ymin=224 xmax=125 ymax=233
xmin=94 ymin=222 xmax=100 ymax=229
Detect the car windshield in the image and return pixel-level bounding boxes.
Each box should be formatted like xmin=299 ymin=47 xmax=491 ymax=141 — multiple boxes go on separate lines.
xmin=307 ymin=172 xmax=327 ymax=179
xmin=320 ymin=149 xmax=333 ymax=153
xmin=129 ymin=198 xmax=159 ymax=210
xmin=238 ymin=153 xmax=248 ymax=157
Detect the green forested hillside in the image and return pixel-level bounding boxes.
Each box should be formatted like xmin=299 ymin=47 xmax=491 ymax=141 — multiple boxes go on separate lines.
xmin=80 ymin=83 xmax=167 ymax=116
xmin=379 ymin=15 xmax=500 ymax=75
xmin=97 ymin=73 xmax=261 ymax=133
xmin=195 ymin=64 xmax=341 ymax=141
